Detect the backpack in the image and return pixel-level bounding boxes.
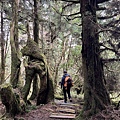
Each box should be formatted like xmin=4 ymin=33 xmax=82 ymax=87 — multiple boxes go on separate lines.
xmin=64 ymin=76 xmax=73 ymax=88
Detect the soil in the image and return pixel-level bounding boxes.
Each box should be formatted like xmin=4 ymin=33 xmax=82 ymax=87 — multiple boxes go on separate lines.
xmin=15 ymin=102 xmax=63 ymax=120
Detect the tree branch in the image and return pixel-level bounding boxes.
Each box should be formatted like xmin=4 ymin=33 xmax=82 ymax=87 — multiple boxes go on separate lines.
xmin=67 ymin=16 xmax=81 ymax=21
xmin=97 ymin=6 xmax=106 ymax=11
xmin=100 ymin=43 xmax=120 ymax=56
xmin=68 ymin=11 xmax=80 ymax=16
xmin=97 ymin=28 xmax=120 ymax=34
xmin=59 ymin=0 xmax=110 ymax=4
xmin=98 ymin=13 xmax=118 ymax=20
xmin=97 ymin=0 xmax=110 ymax=4
xmin=102 ymin=58 xmax=120 ymax=63
xmin=59 ymin=0 xmax=79 ymax=3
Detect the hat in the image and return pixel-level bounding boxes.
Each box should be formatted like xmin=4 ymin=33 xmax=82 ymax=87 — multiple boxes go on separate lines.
xmin=63 ymin=70 xmax=67 ymax=73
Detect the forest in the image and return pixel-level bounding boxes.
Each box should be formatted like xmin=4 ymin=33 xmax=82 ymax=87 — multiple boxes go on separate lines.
xmin=0 ymin=0 xmax=120 ymax=120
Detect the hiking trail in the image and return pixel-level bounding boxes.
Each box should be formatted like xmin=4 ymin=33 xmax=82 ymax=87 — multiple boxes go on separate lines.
xmin=0 ymin=99 xmax=82 ymax=120
xmin=49 ymin=99 xmax=81 ymax=119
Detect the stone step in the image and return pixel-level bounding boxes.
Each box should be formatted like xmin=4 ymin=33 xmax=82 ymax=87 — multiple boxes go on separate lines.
xmin=49 ymin=113 xmax=76 ymax=119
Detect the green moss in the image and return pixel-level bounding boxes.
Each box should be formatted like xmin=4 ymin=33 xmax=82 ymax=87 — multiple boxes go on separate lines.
xmin=0 ymin=83 xmax=24 ymax=116
xmin=54 ymin=94 xmax=63 ymax=100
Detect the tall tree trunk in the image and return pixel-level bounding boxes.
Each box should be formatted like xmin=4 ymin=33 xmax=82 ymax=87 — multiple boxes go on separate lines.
xmin=54 ymin=39 xmax=66 ymax=89
xmin=33 ymin=0 xmax=39 ymax=44
xmin=40 ymin=23 xmax=44 ymax=52
xmin=10 ymin=0 xmax=21 ymax=88
xmin=0 ymin=2 xmax=5 ymax=84
xmin=29 ymin=0 xmax=40 ymax=100
xmin=80 ymin=0 xmax=110 ymax=117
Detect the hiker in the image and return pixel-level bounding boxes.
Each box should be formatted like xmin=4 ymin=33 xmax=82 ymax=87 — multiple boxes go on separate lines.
xmin=61 ymin=70 xmax=73 ymax=103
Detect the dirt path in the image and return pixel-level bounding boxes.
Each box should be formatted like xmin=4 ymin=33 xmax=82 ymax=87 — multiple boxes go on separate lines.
xmin=1 ymin=99 xmax=120 ymax=120
xmin=0 ymin=99 xmax=82 ymax=120
xmin=15 ymin=99 xmax=81 ymax=120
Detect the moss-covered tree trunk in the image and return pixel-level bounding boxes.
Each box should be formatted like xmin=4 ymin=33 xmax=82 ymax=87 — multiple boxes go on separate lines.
xmin=80 ymin=0 xmax=110 ymax=117
xmin=0 ymin=83 xmax=25 ymax=116
xmin=46 ymin=68 xmax=55 ymax=103
xmin=10 ymin=0 xmax=21 ymax=88
xmin=21 ymin=38 xmax=54 ymax=104
xmin=0 ymin=2 xmax=5 ymax=84
xmin=29 ymin=0 xmax=40 ymax=100
xmin=33 ymin=0 xmax=39 ymax=44
xmin=37 ymin=68 xmax=47 ymax=104
xmin=29 ymin=74 xmax=39 ymax=100
xmin=37 ymin=66 xmax=54 ymax=105
xmin=22 ymin=66 xmax=35 ymax=102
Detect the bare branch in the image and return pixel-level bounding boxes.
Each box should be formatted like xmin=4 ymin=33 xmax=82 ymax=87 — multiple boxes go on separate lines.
xmin=102 ymin=58 xmax=120 ymax=63
xmin=59 ymin=0 xmax=110 ymax=4
xmin=97 ymin=7 xmax=106 ymax=11
xmin=59 ymin=0 xmax=79 ymax=3
xmin=68 ymin=11 xmax=80 ymax=16
xmin=97 ymin=0 xmax=110 ymax=4
xmin=100 ymin=43 xmax=120 ymax=56
xmin=98 ymin=13 xmax=118 ymax=20
xmin=67 ymin=16 xmax=81 ymax=21
xmin=97 ymin=29 xmax=120 ymax=34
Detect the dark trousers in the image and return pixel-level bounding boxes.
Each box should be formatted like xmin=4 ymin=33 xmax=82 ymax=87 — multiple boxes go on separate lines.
xmin=63 ymin=86 xmax=71 ymax=102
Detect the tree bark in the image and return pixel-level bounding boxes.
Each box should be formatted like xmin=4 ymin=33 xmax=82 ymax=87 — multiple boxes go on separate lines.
xmin=80 ymin=0 xmax=110 ymax=117
xmin=33 ymin=0 xmax=39 ymax=44
xmin=29 ymin=0 xmax=40 ymax=100
xmin=0 ymin=2 xmax=5 ymax=84
xmin=29 ymin=74 xmax=39 ymax=100
xmin=10 ymin=0 xmax=21 ymax=88
xmin=22 ymin=66 xmax=35 ymax=102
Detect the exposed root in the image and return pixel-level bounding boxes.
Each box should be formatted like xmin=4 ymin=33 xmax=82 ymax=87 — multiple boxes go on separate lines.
xmin=89 ymin=105 xmax=120 ymax=120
